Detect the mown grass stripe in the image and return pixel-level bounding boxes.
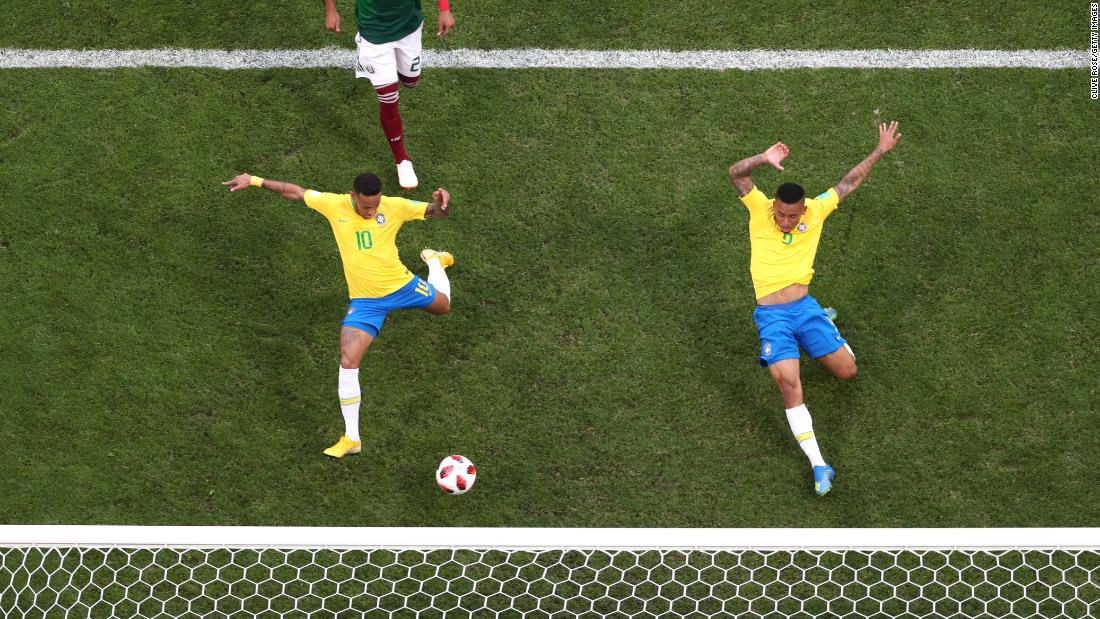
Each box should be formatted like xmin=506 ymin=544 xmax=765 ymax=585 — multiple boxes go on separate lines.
xmin=0 ymin=48 xmax=1087 ymax=70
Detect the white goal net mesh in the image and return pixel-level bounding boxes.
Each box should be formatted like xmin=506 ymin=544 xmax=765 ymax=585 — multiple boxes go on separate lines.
xmin=2 ymin=528 xmax=1098 ymax=618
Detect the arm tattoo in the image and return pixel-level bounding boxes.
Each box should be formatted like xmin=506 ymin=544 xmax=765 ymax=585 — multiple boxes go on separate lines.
xmin=731 ymin=175 xmax=754 ymax=197
xmin=424 ymin=202 xmax=448 ymax=219
xmin=266 ymin=180 xmax=305 ymax=201
xmin=729 ymin=153 xmax=765 ymax=197
xmin=835 ymin=148 xmax=883 ymax=200
xmin=260 ymin=180 xmax=286 ymax=194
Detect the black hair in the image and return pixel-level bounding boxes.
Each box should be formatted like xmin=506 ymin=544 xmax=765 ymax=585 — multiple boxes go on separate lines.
xmin=353 ymin=172 xmax=382 ymax=196
xmin=776 ymin=182 xmax=805 ymax=204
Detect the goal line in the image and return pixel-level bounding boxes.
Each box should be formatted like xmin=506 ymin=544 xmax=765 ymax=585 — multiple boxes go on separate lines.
xmin=0 ymin=47 xmax=1087 ymax=70
xmin=3 ymin=526 xmax=1100 ymax=550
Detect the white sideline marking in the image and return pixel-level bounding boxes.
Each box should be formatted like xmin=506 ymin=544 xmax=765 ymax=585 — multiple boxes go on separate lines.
xmin=0 ymin=48 xmax=1087 ymax=70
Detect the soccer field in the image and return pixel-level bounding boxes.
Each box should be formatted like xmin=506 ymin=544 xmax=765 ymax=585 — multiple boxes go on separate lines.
xmin=0 ymin=2 xmax=1096 ymax=530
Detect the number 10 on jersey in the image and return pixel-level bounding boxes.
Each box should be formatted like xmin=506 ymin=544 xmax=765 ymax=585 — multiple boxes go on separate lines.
xmin=356 ymin=230 xmax=373 ymax=250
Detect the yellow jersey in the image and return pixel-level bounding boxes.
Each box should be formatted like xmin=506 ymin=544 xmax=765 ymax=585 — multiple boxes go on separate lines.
xmin=740 ymin=185 xmax=840 ymax=300
xmin=303 ymin=190 xmax=428 ymax=298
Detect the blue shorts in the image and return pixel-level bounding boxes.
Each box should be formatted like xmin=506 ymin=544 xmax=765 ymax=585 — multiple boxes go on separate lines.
xmin=752 ymin=295 xmax=845 ymax=366
xmin=342 ymin=276 xmax=437 ymax=337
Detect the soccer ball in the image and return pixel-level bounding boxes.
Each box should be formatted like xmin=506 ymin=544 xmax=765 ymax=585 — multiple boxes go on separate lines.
xmin=437 ymin=455 xmax=477 ymax=495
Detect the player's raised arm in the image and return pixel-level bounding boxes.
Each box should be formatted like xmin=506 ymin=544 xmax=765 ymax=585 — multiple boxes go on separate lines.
xmin=834 ymin=121 xmax=902 ymax=202
xmin=222 ymin=173 xmax=306 ymax=201
xmin=729 ymin=142 xmax=789 ymax=197
xmin=424 ymin=188 xmax=451 ymax=219
xmin=322 ymin=0 xmax=341 ymax=32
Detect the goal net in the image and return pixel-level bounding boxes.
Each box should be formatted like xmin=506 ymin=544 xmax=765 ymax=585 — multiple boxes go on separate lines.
xmin=2 ymin=526 xmax=1098 ymax=617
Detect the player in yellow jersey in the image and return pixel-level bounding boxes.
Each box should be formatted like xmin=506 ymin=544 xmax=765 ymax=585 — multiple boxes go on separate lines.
xmin=729 ymin=121 xmax=902 ymax=495
xmin=223 ymin=171 xmax=455 ymax=458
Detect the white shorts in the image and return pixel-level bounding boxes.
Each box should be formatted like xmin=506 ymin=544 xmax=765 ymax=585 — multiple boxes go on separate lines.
xmin=354 ymin=25 xmax=423 ymax=87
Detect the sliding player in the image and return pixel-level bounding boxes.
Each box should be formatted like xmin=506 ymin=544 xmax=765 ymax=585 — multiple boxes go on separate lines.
xmin=728 ymin=121 xmax=902 ymax=495
xmin=223 ymin=171 xmax=455 ymax=458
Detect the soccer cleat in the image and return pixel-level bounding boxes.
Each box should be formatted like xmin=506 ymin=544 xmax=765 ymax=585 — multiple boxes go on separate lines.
xmin=396 ymin=160 xmax=418 ymax=190
xmin=813 ymin=465 xmax=836 ymax=496
xmin=420 ymin=248 xmax=454 ymax=269
xmin=824 ymin=307 xmax=838 ymax=323
xmin=323 ymin=436 xmax=362 ymax=459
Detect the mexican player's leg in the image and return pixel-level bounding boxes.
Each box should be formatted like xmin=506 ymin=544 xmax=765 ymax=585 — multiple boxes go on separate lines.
xmin=354 ymin=32 xmax=414 ymax=185
xmin=392 ymin=70 xmax=420 ymax=183
xmin=394 ymin=25 xmax=423 ymax=89
xmin=391 ymin=25 xmax=425 ymax=190
xmin=398 ymin=70 xmax=420 ymax=89
xmin=392 ymin=69 xmax=420 ymax=186
xmin=375 ymin=80 xmax=416 ymax=186
xmin=374 ymin=81 xmax=409 ymax=165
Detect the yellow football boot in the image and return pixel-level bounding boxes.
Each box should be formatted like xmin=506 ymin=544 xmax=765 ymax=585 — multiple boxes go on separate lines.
xmin=323 ymin=436 xmax=362 ymax=458
xmin=420 ymin=249 xmax=454 ymax=269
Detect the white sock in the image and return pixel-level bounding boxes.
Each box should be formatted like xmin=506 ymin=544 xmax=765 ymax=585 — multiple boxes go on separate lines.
xmin=338 ymin=367 xmax=361 ymax=442
xmin=426 ymin=258 xmax=451 ymax=301
xmin=785 ymin=404 xmax=826 ymax=467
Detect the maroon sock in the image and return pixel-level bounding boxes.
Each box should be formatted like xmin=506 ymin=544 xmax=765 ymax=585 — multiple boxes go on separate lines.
xmin=375 ymin=82 xmax=409 ymax=163
xmin=399 ymin=73 xmax=420 ymax=89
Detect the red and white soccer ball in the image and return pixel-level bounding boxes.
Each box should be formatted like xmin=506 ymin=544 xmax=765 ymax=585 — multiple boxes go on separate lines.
xmin=437 ymin=455 xmax=477 ymax=495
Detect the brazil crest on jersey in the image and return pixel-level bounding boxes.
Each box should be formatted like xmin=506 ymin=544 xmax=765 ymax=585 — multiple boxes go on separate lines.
xmin=356 ymin=0 xmax=424 ymax=44
xmin=740 ymin=186 xmax=840 ymax=300
xmin=304 ymin=190 xmax=428 ymax=298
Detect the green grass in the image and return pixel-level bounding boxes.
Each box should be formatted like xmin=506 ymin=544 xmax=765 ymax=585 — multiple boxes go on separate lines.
xmin=0 ymin=65 xmax=1096 ymax=527
xmin=0 ymin=1 xmax=1084 ymax=50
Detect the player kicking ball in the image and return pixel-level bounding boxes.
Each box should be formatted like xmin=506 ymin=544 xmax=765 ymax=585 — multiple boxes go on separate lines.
xmin=223 ymin=171 xmax=455 ymax=458
xmin=728 ymin=121 xmax=902 ymax=495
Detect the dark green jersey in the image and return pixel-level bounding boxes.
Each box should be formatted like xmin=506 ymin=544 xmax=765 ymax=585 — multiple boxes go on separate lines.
xmin=357 ymin=0 xmax=424 ymax=44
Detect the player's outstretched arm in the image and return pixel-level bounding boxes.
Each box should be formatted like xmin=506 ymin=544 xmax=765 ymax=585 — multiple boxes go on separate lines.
xmin=729 ymin=142 xmax=788 ymax=197
xmin=424 ymin=188 xmax=451 ymax=219
xmin=323 ymin=0 xmax=341 ymax=32
xmin=834 ymin=121 xmax=902 ymax=202
xmin=222 ymin=174 xmax=306 ymax=201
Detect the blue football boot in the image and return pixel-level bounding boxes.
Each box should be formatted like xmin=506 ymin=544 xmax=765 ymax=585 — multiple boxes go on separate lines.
xmin=813 ymin=465 xmax=836 ymax=496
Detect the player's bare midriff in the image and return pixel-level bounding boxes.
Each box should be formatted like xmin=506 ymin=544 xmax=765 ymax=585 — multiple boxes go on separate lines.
xmin=756 ymin=283 xmax=809 ymax=306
